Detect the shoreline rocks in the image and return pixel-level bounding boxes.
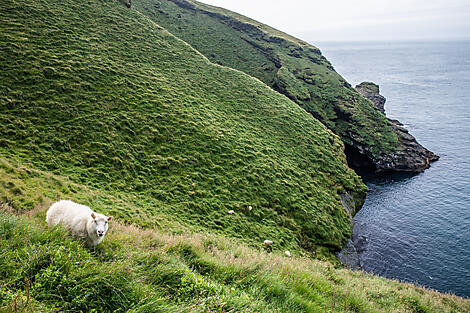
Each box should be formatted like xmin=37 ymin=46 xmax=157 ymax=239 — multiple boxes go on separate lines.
xmin=336 ymin=239 xmax=361 ymax=270
xmin=337 ymin=234 xmax=369 ymax=270
xmin=351 ymin=81 xmax=439 ymax=174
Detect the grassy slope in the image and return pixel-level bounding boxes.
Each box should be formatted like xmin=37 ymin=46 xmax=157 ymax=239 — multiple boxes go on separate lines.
xmin=0 ymin=0 xmax=366 ymax=254
xmin=0 ymin=164 xmax=468 ymax=312
xmin=133 ymin=0 xmax=400 ymax=159
xmin=1 ymin=0 xmax=468 ymax=311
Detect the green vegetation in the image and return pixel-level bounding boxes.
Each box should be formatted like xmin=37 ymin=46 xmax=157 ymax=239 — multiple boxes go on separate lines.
xmin=133 ymin=0 xmax=400 ymax=159
xmin=2 ymin=205 xmax=469 ymax=312
xmin=1 ymin=0 xmax=366 ymax=253
xmin=1 ymin=0 xmax=468 ymax=311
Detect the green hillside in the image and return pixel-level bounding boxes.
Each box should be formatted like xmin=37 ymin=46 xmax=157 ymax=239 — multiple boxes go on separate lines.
xmin=132 ymin=0 xmax=418 ymax=170
xmin=0 ymin=0 xmax=365 ymax=254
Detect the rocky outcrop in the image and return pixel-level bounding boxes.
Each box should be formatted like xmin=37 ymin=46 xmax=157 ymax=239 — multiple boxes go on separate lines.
xmin=355 ymin=82 xmax=386 ymax=114
xmin=338 ymin=233 xmax=369 ymax=269
xmin=376 ymin=119 xmax=439 ymax=172
xmin=336 ymin=239 xmax=361 ymax=270
xmin=353 ymin=82 xmax=439 ymax=173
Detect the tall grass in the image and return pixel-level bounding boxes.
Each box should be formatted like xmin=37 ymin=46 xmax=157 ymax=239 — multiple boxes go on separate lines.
xmin=1 ymin=210 xmax=468 ymax=312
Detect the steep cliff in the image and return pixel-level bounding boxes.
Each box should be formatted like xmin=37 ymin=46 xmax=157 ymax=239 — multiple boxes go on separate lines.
xmin=133 ymin=0 xmax=438 ymax=173
xmin=354 ymin=82 xmax=439 ymax=172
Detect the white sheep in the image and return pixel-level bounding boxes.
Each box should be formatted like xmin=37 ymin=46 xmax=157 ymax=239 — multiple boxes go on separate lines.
xmin=46 ymin=200 xmax=112 ymax=247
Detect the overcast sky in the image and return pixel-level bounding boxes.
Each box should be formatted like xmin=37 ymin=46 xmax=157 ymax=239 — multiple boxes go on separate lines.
xmin=199 ymin=0 xmax=470 ymax=42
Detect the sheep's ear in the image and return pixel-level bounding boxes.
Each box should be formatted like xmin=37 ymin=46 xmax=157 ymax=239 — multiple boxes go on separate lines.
xmin=107 ymin=216 xmax=113 ymax=221
xmin=91 ymin=212 xmax=96 ymax=219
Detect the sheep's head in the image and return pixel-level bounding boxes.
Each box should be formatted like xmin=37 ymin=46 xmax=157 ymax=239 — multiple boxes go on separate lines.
xmin=91 ymin=212 xmax=112 ymax=237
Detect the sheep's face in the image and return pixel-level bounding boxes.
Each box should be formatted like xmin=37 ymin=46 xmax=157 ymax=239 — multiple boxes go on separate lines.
xmin=91 ymin=213 xmax=112 ymax=237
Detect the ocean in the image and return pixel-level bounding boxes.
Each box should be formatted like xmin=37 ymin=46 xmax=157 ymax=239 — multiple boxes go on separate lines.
xmin=317 ymin=41 xmax=470 ymax=298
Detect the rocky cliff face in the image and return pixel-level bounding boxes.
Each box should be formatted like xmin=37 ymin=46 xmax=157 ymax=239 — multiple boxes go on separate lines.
xmin=376 ymin=119 xmax=439 ymax=172
xmin=352 ymin=82 xmax=439 ymax=173
xmin=355 ymin=82 xmax=386 ymax=114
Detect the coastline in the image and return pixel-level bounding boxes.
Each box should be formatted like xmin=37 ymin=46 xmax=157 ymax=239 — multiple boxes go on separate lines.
xmin=336 ymin=80 xmax=437 ymax=271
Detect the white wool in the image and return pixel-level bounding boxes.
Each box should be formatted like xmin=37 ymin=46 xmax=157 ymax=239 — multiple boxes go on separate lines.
xmin=46 ymin=200 xmax=111 ymax=247
xmin=285 ymin=250 xmax=291 ymax=257
xmin=227 ymin=210 xmax=235 ymax=214
xmin=264 ymin=240 xmax=273 ymax=246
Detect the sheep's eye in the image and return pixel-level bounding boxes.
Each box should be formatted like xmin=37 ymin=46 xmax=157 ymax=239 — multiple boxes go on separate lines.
xmin=105 ymin=221 xmax=107 ymax=224
xmin=94 ymin=220 xmax=97 ymax=224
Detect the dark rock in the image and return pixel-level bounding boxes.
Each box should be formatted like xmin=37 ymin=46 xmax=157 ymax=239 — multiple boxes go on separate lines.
xmin=287 ymin=46 xmax=303 ymax=58
xmin=307 ymin=55 xmax=322 ymax=65
xmin=352 ymin=82 xmax=439 ymax=173
xmin=355 ymin=82 xmax=386 ymax=114
xmin=171 ymin=0 xmax=195 ymax=10
xmin=336 ymin=239 xmax=361 ymax=270
xmin=337 ymin=232 xmax=368 ymax=269
xmin=337 ymin=193 xmax=366 ymax=270
xmin=353 ymin=235 xmax=368 ymax=253
xmin=374 ymin=119 xmax=439 ymax=172
xmin=340 ymin=193 xmax=364 ymax=217
xmin=344 ymin=143 xmax=376 ymax=173
xmin=308 ymin=47 xmax=322 ymax=55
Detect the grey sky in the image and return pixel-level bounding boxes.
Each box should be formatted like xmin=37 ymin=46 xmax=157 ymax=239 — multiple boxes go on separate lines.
xmin=199 ymin=0 xmax=470 ymax=41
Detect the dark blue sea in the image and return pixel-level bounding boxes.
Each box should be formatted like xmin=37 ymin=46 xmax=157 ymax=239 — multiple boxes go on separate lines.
xmin=318 ymin=41 xmax=470 ymax=298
